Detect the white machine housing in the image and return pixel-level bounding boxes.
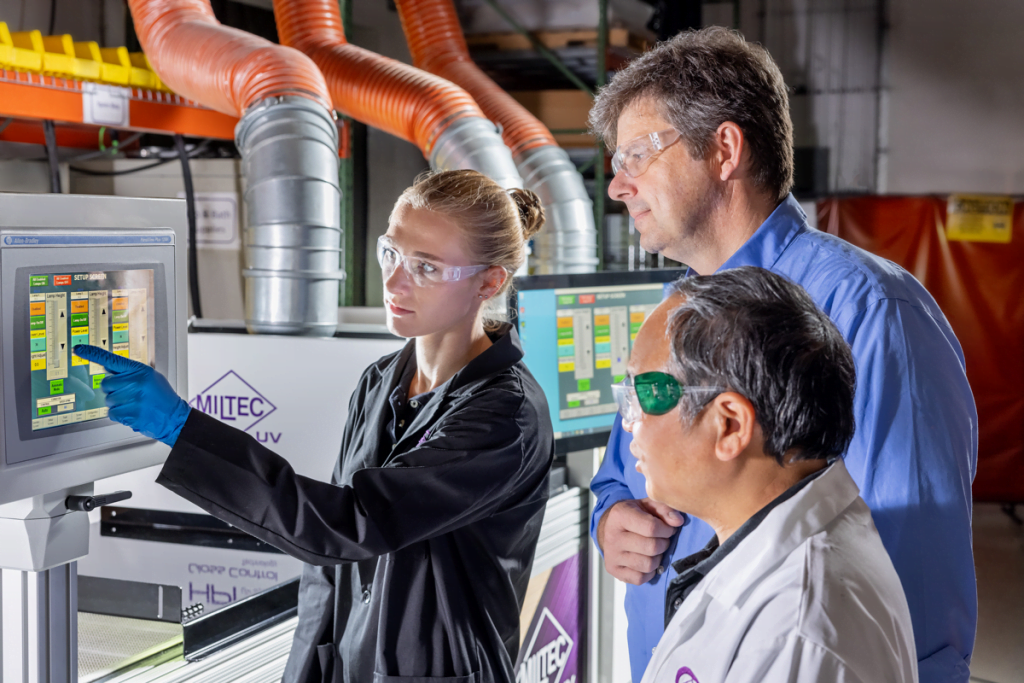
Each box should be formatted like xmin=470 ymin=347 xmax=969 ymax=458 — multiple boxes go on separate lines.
xmin=0 ymin=193 xmax=188 ymax=570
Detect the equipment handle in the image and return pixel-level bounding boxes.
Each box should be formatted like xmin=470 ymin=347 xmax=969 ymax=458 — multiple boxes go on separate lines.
xmin=65 ymin=490 xmax=133 ymax=512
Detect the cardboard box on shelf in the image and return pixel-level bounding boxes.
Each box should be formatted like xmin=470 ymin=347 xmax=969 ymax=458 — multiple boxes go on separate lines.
xmin=457 ymin=0 xmax=654 ymax=37
xmin=466 ymin=27 xmax=649 ymax=52
xmin=510 ymin=90 xmax=597 ymax=147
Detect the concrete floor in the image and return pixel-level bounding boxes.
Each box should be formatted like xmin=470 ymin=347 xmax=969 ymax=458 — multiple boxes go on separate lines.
xmin=970 ymin=503 xmax=1024 ymax=683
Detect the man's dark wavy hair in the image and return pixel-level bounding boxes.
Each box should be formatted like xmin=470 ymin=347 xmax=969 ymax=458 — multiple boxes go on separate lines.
xmin=666 ymin=267 xmax=855 ymax=465
xmin=589 ymin=27 xmax=794 ymax=202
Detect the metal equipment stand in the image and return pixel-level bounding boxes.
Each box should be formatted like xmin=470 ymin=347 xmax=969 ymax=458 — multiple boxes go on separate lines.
xmin=1 ymin=562 xmax=79 ymax=682
xmin=0 ymin=486 xmax=130 ymax=682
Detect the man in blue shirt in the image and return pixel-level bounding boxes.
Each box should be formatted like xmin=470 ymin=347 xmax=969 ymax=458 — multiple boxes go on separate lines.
xmin=587 ymin=27 xmax=977 ymax=683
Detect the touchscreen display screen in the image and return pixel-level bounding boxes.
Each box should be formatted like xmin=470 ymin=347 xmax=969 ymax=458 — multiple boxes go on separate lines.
xmin=28 ymin=269 xmax=155 ymax=431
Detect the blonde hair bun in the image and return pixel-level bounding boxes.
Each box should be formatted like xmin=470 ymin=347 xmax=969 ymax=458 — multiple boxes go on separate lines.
xmin=508 ymin=187 xmax=546 ymax=241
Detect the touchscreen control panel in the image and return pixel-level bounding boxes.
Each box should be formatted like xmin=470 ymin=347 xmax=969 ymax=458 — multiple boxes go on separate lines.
xmin=0 ymin=192 xmax=187 ymax=507
xmin=28 ymin=269 xmax=155 ymax=431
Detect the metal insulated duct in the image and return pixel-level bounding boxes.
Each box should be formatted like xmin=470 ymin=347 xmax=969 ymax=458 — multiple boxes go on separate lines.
xmin=430 ymin=118 xmax=522 ymax=189
xmin=236 ymin=96 xmax=343 ymax=336
xmin=127 ymin=0 xmax=341 ymax=336
xmin=517 ymin=146 xmax=598 ymax=273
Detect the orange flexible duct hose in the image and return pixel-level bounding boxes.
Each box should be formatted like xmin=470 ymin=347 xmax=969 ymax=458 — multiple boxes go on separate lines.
xmin=273 ymin=0 xmax=484 ymax=154
xmin=394 ymin=0 xmax=557 ymax=158
xmin=127 ymin=0 xmax=331 ymax=117
xmin=394 ymin=0 xmax=597 ymax=273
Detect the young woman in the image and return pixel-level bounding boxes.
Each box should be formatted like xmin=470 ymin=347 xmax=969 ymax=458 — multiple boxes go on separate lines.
xmin=75 ymin=169 xmax=555 ymax=683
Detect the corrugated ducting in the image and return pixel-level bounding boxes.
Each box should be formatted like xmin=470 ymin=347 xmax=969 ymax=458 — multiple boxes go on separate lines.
xmin=273 ymin=0 xmax=521 ymax=188
xmin=127 ymin=0 xmax=343 ymax=335
xmin=395 ymin=0 xmax=597 ymax=272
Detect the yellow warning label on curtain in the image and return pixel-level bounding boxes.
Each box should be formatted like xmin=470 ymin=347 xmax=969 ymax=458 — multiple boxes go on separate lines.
xmin=946 ymin=194 xmax=1013 ymax=243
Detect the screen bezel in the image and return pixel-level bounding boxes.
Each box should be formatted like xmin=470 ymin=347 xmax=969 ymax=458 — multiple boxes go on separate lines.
xmin=3 ymin=248 xmax=175 ymax=467
xmin=512 ymin=268 xmax=688 ymax=454
xmin=20 ymin=266 xmax=160 ymax=440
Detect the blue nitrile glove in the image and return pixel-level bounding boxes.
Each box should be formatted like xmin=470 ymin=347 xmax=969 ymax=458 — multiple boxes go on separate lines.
xmin=72 ymin=344 xmax=191 ymax=447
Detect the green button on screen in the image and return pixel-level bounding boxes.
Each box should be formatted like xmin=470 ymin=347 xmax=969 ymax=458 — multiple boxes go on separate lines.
xmin=50 ymin=380 xmax=63 ymax=395
xmin=92 ymin=374 xmax=104 ymax=390
xmin=38 ymin=406 xmax=52 ymax=416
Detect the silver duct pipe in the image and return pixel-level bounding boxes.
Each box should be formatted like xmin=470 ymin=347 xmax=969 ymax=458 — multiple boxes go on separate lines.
xmin=429 ymin=117 xmax=523 ymax=190
xmin=429 ymin=119 xmax=597 ymax=274
xmin=517 ymin=145 xmax=599 ymax=274
xmin=236 ymin=96 xmax=344 ymax=336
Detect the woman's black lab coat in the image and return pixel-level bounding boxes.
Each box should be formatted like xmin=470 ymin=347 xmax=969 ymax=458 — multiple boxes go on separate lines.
xmin=156 ymin=324 xmax=554 ymax=683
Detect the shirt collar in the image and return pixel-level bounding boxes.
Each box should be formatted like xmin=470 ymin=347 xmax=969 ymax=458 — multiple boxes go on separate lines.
xmin=384 ymin=323 xmax=524 ymax=402
xmin=670 ymin=463 xmax=828 ymax=580
xmin=446 ymin=323 xmax=524 ymax=396
xmin=699 ymin=458 xmax=861 ymax=608
xmin=389 ymin=353 xmax=435 ymax=412
xmin=686 ymin=194 xmax=809 ymax=276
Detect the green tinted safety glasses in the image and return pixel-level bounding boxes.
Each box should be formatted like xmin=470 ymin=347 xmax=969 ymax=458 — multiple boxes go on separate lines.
xmin=612 ymin=372 xmax=723 ymax=426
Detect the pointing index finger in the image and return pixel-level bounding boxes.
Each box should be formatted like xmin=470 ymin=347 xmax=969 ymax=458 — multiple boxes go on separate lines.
xmin=72 ymin=344 xmax=136 ymax=374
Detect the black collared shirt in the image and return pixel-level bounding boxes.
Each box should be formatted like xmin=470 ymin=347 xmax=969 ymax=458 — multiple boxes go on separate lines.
xmin=665 ymin=464 xmax=830 ymax=627
xmin=386 ymin=354 xmax=436 ymax=444
xmin=160 ymin=323 xmax=555 ymax=683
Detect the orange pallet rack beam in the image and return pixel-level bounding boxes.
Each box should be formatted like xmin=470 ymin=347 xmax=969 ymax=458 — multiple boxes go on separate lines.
xmin=0 ymin=68 xmax=238 ymax=140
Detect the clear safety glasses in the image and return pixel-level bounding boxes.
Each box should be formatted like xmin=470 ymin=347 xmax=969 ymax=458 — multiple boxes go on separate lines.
xmin=377 ymin=236 xmax=490 ymax=287
xmin=612 ymin=372 xmax=724 ymax=427
xmin=610 ymin=128 xmax=683 ymax=178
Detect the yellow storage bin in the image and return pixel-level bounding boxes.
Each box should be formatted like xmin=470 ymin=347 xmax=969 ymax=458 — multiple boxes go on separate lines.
xmin=72 ymin=41 xmax=104 ymax=81
xmin=98 ymin=46 xmax=131 ymax=85
xmin=128 ymin=52 xmax=165 ymax=91
xmin=38 ymin=33 xmax=81 ymax=77
xmin=0 ymin=23 xmax=42 ymax=72
xmin=7 ymin=30 xmax=82 ymax=78
xmin=0 ymin=24 xmax=169 ymax=95
xmin=126 ymin=53 xmax=154 ymax=89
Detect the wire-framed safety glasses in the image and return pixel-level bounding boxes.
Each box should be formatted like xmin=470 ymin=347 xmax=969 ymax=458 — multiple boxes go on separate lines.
xmin=612 ymin=371 xmax=724 ymax=427
xmin=610 ymin=128 xmax=683 ymax=178
xmin=377 ymin=235 xmax=491 ymax=287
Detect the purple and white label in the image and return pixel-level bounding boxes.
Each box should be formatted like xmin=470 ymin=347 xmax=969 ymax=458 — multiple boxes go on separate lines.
xmin=189 ymin=369 xmax=277 ymax=432
xmin=676 ymin=667 xmax=699 ymax=683
xmin=515 ymin=553 xmax=583 ymax=683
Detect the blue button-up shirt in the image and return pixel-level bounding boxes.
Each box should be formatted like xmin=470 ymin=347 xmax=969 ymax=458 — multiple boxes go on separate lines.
xmin=590 ymin=195 xmax=978 ymax=683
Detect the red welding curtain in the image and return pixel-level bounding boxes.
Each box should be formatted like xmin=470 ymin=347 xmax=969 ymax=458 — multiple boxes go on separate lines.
xmin=818 ymin=196 xmax=1024 ymax=502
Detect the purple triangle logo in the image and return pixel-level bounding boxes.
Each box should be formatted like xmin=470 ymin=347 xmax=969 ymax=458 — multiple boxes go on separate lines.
xmin=188 ymin=370 xmax=277 ymax=432
xmin=516 ymin=607 xmax=574 ymax=683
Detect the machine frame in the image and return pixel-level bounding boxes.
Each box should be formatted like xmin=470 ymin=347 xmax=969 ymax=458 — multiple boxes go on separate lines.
xmin=0 ymin=194 xmax=188 ymax=506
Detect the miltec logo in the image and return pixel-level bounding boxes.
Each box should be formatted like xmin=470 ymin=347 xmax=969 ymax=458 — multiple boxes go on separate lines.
xmin=189 ymin=371 xmax=277 ymax=437
xmin=516 ymin=607 xmax=574 ymax=683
